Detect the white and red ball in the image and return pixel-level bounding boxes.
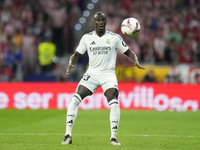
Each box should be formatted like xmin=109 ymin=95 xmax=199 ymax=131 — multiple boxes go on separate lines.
xmin=121 ymin=18 xmax=141 ymax=37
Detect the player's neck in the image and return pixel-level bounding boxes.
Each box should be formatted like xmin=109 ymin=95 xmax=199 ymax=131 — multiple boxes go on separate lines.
xmin=95 ymin=30 xmax=105 ymax=37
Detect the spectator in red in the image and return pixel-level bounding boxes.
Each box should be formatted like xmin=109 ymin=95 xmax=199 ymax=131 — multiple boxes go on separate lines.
xmin=176 ymin=37 xmax=195 ymax=64
xmin=0 ymin=64 xmax=13 ymax=82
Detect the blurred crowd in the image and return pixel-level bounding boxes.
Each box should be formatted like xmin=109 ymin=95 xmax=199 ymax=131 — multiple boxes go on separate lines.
xmin=97 ymin=0 xmax=200 ymax=83
xmin=0 ymin=0 xmax=200 ymax=83
xmin=99 ymin=0 xmax=200 ymax=66
xmin=0 ymin=0 xmax=84 ymax=82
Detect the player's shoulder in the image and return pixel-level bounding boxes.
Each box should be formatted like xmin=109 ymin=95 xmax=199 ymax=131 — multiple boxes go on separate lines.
xmin=80 ymin=31 xmax=95 ymax=41
xmin=84 ymin=31 xmax=95 ymax=37
xmin=105 ymin=30 xmax=117 ymax=36
xmin=105 ymin=31 xmax=122 ymax=40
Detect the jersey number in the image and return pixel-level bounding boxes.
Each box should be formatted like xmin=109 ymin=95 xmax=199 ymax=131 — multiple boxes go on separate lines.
xmin=83 ymin=75 xmax=90 ymax=81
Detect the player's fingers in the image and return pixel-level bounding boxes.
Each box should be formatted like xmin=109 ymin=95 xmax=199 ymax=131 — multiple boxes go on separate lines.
xmin=66 ymin=65 xmax=74 ymax=75
xmin=136 ymin=63 xmax=145 ymax=70
xmin=66 ymin=70 xmax=70 ymax=75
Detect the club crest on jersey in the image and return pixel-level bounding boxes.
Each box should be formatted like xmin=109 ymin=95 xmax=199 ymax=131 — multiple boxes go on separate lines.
xmin=106 ymin=39 xmax=111 ymax=44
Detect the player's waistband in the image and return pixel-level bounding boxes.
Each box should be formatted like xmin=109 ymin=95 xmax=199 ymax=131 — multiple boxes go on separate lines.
xmin=86 ymin=69 xmax=115 ymax=75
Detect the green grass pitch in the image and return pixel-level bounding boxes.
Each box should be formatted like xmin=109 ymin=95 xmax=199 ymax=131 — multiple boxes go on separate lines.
xmin=0 ymin=109 xmax=200 ymax=150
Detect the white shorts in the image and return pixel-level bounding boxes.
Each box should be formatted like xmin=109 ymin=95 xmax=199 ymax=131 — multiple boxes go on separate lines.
xmin=77 ymin=72 xmax=118 ymax=93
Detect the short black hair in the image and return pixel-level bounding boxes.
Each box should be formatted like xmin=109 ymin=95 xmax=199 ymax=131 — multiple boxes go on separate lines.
xmin=94 ymin=12 xmax=106 ymax=19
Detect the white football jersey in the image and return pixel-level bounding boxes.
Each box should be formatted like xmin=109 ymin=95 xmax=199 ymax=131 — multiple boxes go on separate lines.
xmin=76 ymin=30 xmax=129 ymax=74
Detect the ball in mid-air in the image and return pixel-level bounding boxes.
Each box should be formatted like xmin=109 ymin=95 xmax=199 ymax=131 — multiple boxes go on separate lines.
xmin=121 ymin=18 xmax=141 ymax=37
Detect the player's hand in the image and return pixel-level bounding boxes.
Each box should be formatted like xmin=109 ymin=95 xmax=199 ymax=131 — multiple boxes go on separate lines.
xmin=135 ymin=63 xmax=145 ymax=70
xmin=66 ymin=64 xmax=74 ymax=75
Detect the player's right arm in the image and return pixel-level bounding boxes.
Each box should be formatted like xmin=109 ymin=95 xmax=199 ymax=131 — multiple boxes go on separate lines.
xmin=66 ymin=34 xmax=87 ymax=75
xmin=66 ymin=51 xmax=83 ymax=75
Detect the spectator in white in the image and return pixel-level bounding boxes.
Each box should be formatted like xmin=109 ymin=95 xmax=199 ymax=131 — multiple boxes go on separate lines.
xmin=21 ymin=27 xmax=37 ymax=73
xmin=0 ymin=4 xmax=11 ymax=23
xmin=154 ymin=30 xmax=166 ymax=63
xmin=4 ymin=18 xmax=16 ymax=35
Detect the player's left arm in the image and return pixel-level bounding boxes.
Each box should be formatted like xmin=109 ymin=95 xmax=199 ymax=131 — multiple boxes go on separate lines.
xmin=124 ymin=49 xmax=145 ymax=70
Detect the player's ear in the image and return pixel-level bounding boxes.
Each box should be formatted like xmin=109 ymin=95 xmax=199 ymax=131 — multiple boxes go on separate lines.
xmin=93 ymin=19 xmax=96 ymax=25
xmin=104 ymin=18 xmax=107 ymax=24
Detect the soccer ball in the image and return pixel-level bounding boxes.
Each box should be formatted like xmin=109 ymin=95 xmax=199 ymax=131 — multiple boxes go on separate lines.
xmin=121 ymin=18 xmax=141 ymax=37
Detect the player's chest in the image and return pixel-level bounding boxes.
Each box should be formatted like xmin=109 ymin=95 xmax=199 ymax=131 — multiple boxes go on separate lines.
xmin=86 ymin=37 xmax=116 ymax=50
xmin=87 ymin=37 xmax=116 ymax=56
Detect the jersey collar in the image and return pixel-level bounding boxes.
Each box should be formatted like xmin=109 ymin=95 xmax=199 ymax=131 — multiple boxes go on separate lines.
xmin=94 ymin=30 xmax=107 ymax=37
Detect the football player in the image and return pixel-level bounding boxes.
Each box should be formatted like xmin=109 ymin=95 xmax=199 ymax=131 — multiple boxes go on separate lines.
xmin=61 ymin=11 xmax=145 ymax=145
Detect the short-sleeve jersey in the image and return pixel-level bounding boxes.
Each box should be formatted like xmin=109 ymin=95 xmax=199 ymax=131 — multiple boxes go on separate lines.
xmin=76 ymin=30 xmax=129 ymax=74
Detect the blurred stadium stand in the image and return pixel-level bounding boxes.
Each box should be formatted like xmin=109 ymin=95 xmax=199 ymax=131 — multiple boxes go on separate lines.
xmin=0 ymin=0 xmax=200 ymax=83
